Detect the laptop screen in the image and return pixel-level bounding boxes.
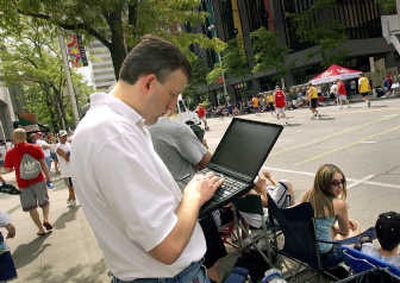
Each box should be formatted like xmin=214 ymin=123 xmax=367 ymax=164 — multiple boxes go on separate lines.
xmin=209 ymin=118 xmax=283 ymax=181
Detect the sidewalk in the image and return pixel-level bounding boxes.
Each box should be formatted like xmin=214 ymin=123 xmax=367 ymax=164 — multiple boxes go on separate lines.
xmin=0 ymin=172 xmax=109 ymax=283
xmin=1 ymin=171 xmax=241 ymax=283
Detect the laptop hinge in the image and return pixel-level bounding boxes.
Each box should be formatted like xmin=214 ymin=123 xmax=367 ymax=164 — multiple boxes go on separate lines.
xmin=208 ymin=164 xmax=253 ymax=183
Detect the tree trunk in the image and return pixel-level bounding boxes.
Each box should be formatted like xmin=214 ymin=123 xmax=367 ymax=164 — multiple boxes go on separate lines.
xmin=105 ymin=10 xmax=127 ymax=80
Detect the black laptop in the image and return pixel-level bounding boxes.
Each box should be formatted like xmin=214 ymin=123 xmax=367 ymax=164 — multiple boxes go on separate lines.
xmin=199 ymin=118 xmax=283 ymax=217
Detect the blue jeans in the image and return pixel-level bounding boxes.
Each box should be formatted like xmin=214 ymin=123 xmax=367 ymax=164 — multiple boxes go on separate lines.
xmin=111 ymin=261 xmax=210 ymax=283
xmin=45 ymin=156 xmax=52 ymax=171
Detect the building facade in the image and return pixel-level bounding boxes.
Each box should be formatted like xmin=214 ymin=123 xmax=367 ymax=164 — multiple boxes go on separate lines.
xmin=200 ymin=0 xmax=399 ymax=104
xmin=87 ymin=40 xmax=116 ymax=91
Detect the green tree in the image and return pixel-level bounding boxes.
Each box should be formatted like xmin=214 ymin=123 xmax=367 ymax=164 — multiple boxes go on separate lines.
xmin=250 ymin=27 xmax=288 ymax=78
xmin=1 ymin=0 xmax=221 ymax=79
xmin=0 ymin=18 xmax=93 ymax=130
xmin=378 ymin=0 xmax=397 ymax=14
xmin=289 ymin=0 xmax=347 ymax=67
xmin=224 ymin=39 xmax=250 ymax=79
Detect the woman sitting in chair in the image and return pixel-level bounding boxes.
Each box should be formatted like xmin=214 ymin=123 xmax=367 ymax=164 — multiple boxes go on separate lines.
xmin=302 ymin=164 xmax=360 ymax=256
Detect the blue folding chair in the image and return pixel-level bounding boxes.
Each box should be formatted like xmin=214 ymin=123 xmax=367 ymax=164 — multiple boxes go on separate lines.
xmin=341 ymin=246 xmax=400 ymax=279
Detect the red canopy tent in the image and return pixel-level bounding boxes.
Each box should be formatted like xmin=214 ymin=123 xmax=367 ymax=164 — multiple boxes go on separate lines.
xmin=310 ymin=64 xmax=362 ymax=85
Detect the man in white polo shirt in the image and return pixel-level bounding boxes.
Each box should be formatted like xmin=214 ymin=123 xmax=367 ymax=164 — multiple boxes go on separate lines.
xmin=71 ymin=35 xmax=224 ymax=282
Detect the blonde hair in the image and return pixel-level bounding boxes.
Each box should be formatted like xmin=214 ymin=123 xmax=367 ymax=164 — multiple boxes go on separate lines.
xmin=301 ymin=164 xmax=347 ymax=218
xmin=13 ymin=128 xmax=27 ymax=143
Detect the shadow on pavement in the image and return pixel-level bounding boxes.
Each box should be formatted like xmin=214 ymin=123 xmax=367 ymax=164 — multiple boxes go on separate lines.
xmin=285 ymin=123 xmax=302 ymax=127
xmin=317 ymin=116 xmax=335 ymax=121
xmin=54 ymin=206 xmax=80 ymax=230
xmin=12 ymin=233 xmax=52 ymax=269
xmin=26 ymin=259 xmax=107 ymax=283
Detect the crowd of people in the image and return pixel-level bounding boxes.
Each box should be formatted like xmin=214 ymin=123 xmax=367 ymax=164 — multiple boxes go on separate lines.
xmin=0 ymin=35 xmax=399 ymax=283
xmin=204 ymin=71 xmax=400 ymax=126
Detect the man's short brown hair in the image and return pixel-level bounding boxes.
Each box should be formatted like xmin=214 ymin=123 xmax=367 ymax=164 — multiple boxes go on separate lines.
xmin=119 ymin=35 xmax=192 ymax=84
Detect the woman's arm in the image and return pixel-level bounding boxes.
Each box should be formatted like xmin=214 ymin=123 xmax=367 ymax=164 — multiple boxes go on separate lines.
xmin=333 ymin=198 xmax=350 ymax=237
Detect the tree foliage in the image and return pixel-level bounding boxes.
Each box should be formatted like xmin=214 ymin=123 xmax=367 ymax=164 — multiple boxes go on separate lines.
xmin=289 ymin=0 xmax=347 ymax=67
xmin=224 ymin=39 xmax=250 ymax=79
xmin=1 ymin=0 xmax=223 ymax=79
xmin=0 ymin=17 xmax=93 ymax=130
xmin=378 ymin=0 xmax=397 ymax=14
xmin=250 ymin=27 xmax=288 ymax=76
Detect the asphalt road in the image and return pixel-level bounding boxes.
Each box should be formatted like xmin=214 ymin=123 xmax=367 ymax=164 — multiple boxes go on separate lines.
xmin=1 ymin=98 xmax=399 ymax=282
xmin=205 ymin=98 xmax=400 ymax=228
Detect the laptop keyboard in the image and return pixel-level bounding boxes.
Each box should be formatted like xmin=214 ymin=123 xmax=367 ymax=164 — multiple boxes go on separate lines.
xmin=200 ymin=168 xmax=248 ymax=202
xmin=215 ymin=177 xmax=246 ymax=199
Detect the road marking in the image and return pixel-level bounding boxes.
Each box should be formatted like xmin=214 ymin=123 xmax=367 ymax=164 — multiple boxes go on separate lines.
xmin=273 ymin=114 xmax=399 ymax=157
xmin=267 ymin=167 xmax=400 ymax=190
xmin=295 ymin=124 xmax=400 ymax=166
xmin=347 ymin=174 xmax=375 ymax=189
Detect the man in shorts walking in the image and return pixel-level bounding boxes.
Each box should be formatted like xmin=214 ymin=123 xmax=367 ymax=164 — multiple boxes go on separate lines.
xmin=307 ymin=83 xmax=320 ymax=119
xmin=337 ymin=79 xmax=349 ymax=108
xmin=3 ymin=129 xmax=53 ymax=236
xmin=273 ymin=85 xmax=288 ymax=125
xmin=358 ymin=73 xmax=371 ymax=108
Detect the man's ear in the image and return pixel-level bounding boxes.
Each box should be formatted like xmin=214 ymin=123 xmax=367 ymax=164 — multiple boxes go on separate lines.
xmin=141 ymin=74 xmax=157 ymax=93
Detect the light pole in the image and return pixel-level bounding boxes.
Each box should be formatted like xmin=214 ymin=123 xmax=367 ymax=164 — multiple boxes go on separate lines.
xmin=208 ymin=24 xmax=229 ymax=101
xmin=58 ymin=32 xmax=80 ymax=127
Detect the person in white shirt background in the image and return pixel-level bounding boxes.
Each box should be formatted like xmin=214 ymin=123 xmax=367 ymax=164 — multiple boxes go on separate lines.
xmin=56 ymin=130 xmax=76 ymax=207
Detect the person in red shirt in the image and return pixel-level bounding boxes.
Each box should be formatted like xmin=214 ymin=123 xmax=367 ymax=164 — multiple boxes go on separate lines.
xmin=337 ymin=79 xmax=349 ymax=108
xmin=3 ymin=128 xmax=53 ymax=237
xmin=273 ymin=85 xmax=288 ymax=125
xmin=195 ymin=103 xmax=209 ymax=131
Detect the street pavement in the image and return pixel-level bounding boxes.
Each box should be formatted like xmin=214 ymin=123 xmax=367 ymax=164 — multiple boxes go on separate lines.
xmin=1 ymin=97 xmax=400 ymax=283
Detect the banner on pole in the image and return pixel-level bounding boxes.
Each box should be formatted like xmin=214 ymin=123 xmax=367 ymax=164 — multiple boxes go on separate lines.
xmin=67 ymin=34 xmax=88 ymax=68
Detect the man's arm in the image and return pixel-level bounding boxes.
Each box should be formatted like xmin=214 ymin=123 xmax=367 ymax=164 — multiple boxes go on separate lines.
xmin=0 ymin=167 xmax=13 ymax=174
xmin=195 ymin=151 xmax=212 ymax=170
xmin=56 ymin=148 xmax=70 ymax=162
xmin=0 ymin=210 xmax=16 ymax=239
xmin=149 ymin=174 xmax=223 ymax=264
xmin=38 ymin=158 xmax=51 ymax=182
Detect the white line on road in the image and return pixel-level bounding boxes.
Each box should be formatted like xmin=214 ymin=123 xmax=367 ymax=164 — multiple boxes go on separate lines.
xmin=267 ymin=167 xmax=400 ymax=190
xmin=347 ymin=174 xmax=375 ymax=189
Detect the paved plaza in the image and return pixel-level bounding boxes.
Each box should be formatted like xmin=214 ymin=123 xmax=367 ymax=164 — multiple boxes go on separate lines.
xmin=1 ymin=98 xmax=399 ymax=282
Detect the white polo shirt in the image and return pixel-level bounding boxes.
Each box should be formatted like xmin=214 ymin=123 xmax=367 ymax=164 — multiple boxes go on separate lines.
xmin=71 ymin=92 xmax=206 ymax=280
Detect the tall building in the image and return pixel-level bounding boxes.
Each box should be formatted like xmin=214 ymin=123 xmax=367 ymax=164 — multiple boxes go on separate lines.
xmin=87 ymin=40 xmax=116 ymax=91
xmin=381 ymin=2 xmax=400 ymax=56
xmin=200 ymin=0 xmax=399 ymax=103
xmin=274 ymin=0 xmax=397 ymax=85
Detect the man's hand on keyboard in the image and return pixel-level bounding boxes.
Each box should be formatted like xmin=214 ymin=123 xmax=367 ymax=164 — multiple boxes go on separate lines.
xmin=184 ymin=172 xmax=224 ymax=208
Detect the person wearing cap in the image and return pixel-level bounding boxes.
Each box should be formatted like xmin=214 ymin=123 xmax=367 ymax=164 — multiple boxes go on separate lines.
xmin=361 ymin=211 xmax=400 ymax=267
xmin=2 ymin=128 xmax=53 ymax=237
xmin=56 ymin=130 xmax=76 ymax=207
xmin=71 ymin=35 xmax=223 ymax=282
